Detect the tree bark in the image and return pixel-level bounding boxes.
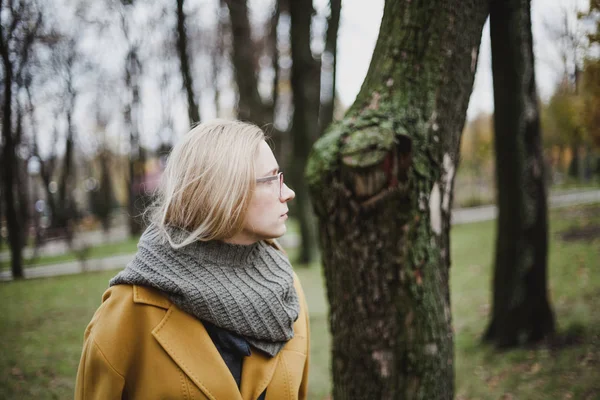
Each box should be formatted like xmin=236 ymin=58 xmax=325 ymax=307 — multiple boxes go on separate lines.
xmin=0 ymin=55 xmax=24 ymax=279
xmin=124 ymin=48 xmax=146 ymax=236
xmin=55 ymin=111 xmax=75 ymax=237
xmin=176 ymin=0 xmax=200 ymax=125
xmin=306 ymin=0 xmax=489 ymax=397
xmin=0 ymin=1 xmax=42 ymax=278
xmin=15 ymin=109 xmax=30 ymax=248
xmin=224 ymin=0 xmax=270 ymax=126
xmin=269 ymin=0 xmax=280 ymax=117
xmin=211 ymin=1 xmax=227 ymax=117
xmin=289 ymin=0 xmax=321 ymax=264
xmin=484 ymin=0 xmax=555 ymax=347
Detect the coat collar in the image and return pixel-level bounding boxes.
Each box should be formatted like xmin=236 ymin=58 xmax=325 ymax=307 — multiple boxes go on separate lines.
xmin=133 ymin=285 xmax=279 ymax=400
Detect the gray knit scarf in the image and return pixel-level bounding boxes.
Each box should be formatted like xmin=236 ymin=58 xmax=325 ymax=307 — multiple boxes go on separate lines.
xmin=110 ymin=225 xmax=300 ymax=357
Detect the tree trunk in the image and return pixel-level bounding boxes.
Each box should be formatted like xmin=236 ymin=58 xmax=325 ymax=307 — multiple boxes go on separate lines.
xmin=0 ymin=183 xmax=3 ymax=251
xmin=269 ymin=0 xmax=280 ymax=116
xmin=56 ymin=117 xmax=74 ymax=238
xmin=306 ymin=0 xmax=489 ymax=397
xmin=124 ymin=48 xmax=146 ymax=236
xmin=38 ymin=158 xmax=58 ymax=230
xmin=484 ymin=0 xmax=555 ymax=347
xmin=224 ymin=0 xmax=270 ymax=126
xmin=1 ymin=58 xmax=24 ymax=279
xmin=289 ymin=0 xmax=321 ymax=264
xmin=176 ymin=0 xmax=200 ymax=125
xmin=318 ymin=0 xmax=341 ymax=135
xmin=15 ymin=109 xmax=30 ymax=248
xmin=211 ymin=1 xmax=227 ymax=117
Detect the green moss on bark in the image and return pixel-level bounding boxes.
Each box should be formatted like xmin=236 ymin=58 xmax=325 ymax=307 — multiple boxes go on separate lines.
xmin=305 ymin=0 xmax=490 ymax=398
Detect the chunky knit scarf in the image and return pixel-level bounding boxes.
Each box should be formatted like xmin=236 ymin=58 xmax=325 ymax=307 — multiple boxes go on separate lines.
xmin=110 ymin=225 xmax=300 ymax=357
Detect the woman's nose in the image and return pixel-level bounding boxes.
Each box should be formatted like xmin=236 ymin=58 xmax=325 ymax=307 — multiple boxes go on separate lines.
xmin=280 ymin=183 xmax=295 ymax=202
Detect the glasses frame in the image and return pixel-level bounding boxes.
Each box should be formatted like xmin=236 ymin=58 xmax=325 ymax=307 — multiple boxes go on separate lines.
xmin=256 ymin=171 xmax=284 ymax=198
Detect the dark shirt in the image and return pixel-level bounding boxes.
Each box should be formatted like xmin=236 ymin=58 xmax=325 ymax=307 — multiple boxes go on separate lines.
xmin=203 ymin=320 xmax=267 ymax=400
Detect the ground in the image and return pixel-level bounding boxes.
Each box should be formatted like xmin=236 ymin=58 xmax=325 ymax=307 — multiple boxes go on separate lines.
xmin=0 ymin=203 xmax=598 ymax=399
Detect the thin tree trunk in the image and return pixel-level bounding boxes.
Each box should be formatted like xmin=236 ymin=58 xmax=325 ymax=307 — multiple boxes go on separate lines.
xmin=269 ymin=0 xmax=280 ymax=115
xmin=289 ymin=0 xmax=321 ymax=264
xmin=15 ymin=109 xmax=30 ymax=249
xmin=56 ymin=115 xmax=74 ymax=239
xmin=224 ymin=0 xmax=269 ymax=126
xmin=0 ymin=183 xmax=3 ymax=251
xmin=124 ymin=48 xmax=145 ymax=236
xmin=306 ymin=0 xmax=489 ymax=397
xmin=484 ymin=0 xmax=555 ymax=347
xmin=319 ymin=0 xmax=341 ymax=135
xmin=1 ymin=58 xmax=24 ymax=279
xmin=0 ymin=1 xmax=42 ymax=278
xmin=211 ymin=1 xmax=226 ymax=117
xmin=268 ymin=0 xmax=286 ymax=164
xmin=176 ymin=0 xmax=200 ymax=125
xmin=99 ymin=150 xmax=113 ymax=234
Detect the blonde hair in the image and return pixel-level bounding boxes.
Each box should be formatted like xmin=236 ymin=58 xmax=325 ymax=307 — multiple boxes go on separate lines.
xmin=149 ymin=119 xmax=265 ymax=248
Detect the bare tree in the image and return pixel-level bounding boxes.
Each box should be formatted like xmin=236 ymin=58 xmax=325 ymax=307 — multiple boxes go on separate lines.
xmin=210 ymin=1 xmax=228 ymax=117
xmin=318 ymin=0 xmax=341 ymax=135
xmin=176 ymin=0 xmax=200 ymax=124
xmin=289 ymin=0 xmax=321 ymax=263
xmin=224 ymin=0 xmax=272 ymax=126
xmin=118 ymin=4 xmax=147 ymax=236
xmin=0 ymin=0 xmax=44 ymax=278
xmin=544 ymin=5 xmax=588 ymax=179
xmin=89 ymin=95 xmax=114 ymax=235
xmin=51 ymin=38 xmax=80 ymax=240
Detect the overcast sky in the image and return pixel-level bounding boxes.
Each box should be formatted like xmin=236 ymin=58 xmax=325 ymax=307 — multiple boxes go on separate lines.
xmin=37 ymin=0 xmax=592 ymax=156
xmin=334 ymin=0 xmax=590 ymax=120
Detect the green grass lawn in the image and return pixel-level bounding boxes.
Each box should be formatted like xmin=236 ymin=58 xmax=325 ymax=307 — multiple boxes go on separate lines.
xmin=0 ymin=204 xmax=598 ymax=399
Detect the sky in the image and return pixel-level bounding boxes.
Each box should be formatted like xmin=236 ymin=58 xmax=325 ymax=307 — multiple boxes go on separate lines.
xmin=334 ymin=0 xmax=590 ymax=120
xmin=34 ymin=0 xmax=592 ymax=157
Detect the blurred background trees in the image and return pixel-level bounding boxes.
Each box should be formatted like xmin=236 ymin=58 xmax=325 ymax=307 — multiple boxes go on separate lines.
xmin=0 ymin=0 xmax=598 ymax=279
xmin=0 ymin=0 xmax=344 ymax=276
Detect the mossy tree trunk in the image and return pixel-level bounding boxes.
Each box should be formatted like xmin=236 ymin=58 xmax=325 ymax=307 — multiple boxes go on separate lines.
xmin=484 ymin=0 xmax=555 ymax=347
xmin=306 ymin=0 xmax=489 ymax=398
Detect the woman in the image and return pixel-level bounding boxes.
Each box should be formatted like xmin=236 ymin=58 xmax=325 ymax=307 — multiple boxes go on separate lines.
xmin=75 ymin=120 xmax=310 ymax=400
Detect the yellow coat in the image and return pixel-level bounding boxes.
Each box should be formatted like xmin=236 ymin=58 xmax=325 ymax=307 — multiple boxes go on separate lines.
xmin=75 ymin=275 xmax=310 ymax=400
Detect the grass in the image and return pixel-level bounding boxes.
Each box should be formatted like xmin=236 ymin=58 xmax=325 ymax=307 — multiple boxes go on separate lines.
xmin=0 ymin=204 xmax=598 ymax=399
xmin=451 ymin=204 xmax=600 ymax=400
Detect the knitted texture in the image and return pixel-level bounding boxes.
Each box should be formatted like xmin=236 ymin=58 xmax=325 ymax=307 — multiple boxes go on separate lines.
xmin=110 ymin=225 xmax=300 ymax=357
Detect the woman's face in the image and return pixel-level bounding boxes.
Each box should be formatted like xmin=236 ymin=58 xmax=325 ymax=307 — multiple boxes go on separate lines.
xmin=227 ymin=140 xmax=295 ymax=245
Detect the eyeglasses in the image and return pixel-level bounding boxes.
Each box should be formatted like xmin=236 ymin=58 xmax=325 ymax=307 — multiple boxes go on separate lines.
xmin=256 ymin=171 xmax=284 ymax=198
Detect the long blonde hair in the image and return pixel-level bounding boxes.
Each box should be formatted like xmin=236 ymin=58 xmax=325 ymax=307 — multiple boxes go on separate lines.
xmin=149 ymin=119 xmax=265 ymax=248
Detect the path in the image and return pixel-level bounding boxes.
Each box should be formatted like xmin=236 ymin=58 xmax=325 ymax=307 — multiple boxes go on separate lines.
xmin=1 ymin=189 xmax=598 ymax=281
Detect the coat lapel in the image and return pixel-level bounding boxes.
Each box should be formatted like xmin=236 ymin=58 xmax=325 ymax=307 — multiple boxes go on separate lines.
xmin=239 ymin=349 xmax=280 ymax=400
xmin=152 ymin=306 xmax=243 ymax=400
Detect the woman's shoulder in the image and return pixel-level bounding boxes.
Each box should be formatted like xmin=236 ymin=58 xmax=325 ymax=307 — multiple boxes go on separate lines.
xmin=86 ymin=285 xmax=172 ymax=350
xmin=98 ymin=284 xmax=172 ymax=314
